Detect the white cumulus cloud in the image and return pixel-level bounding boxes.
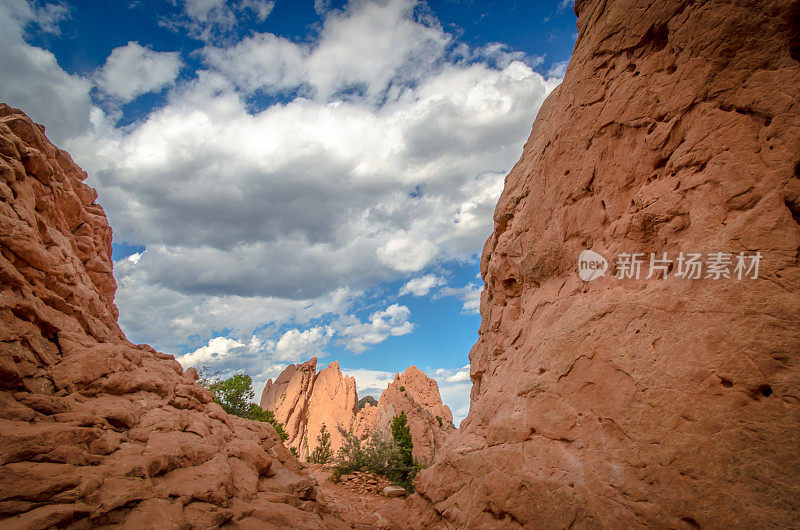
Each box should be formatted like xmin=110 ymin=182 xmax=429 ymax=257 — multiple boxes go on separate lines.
xmin=95 ymin=42 xmax=182 ymax=102
xmin=439 ymin=284 xmax=483 ymax=314
xmin=337 ymin=304 xmax=414 ymax=353
xmin=272 ymin=326 xmax=334 ymax=362
xmin=0 ymin=0 xmax=560 ymax=383
xmin=399 ymin=274 xmax=445 ymax=297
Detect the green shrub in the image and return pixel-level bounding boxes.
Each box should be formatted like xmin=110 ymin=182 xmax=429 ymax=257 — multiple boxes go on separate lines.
xmin=246 ymin=403 xmax=288 ymax=441
xmin=436 ymin=415 xmax=442 ymax=427
xmin=358 ymin=396 xmax=377 ymax=409
xmin=399 ymin=386 xmax=405 ymax=392
xmin=330 ymin=412 xmax=424 ymax=491
xmin=309 ymin=424 xmax=333 ymax=464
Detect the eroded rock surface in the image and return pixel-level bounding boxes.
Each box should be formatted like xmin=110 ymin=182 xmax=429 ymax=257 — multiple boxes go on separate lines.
xmin=369 ymin=367 xmax=455 ymax=461
xmin=0 ymin=104 xmax=346 ymax=529
xmin=417 ymin=0 xmax=800 ymax=527
xmin=262 ymin=363 xmax=453 ymax=461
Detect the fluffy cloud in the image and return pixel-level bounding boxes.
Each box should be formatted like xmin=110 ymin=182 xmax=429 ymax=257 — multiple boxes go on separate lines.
xmin=337 ymin=304 xmax=414 ymax=353
xmin=428 ymin=365 xmax=472 ymax=425
xmin=399 ymin=274 xmax=444 ymax=297
xmin=0 ymin=0 xmax=561 ymax=392
xmin=439 ymin=284 xmax=482 ymax=314
xmin=547 ymin=60 xmax=569 ymax=78
xmin=95 ymin=42 xmax=182 ymax=102
xmin=114 ymin=255 xmax=354 ymax=351
xmin=0 ymin=0 xmax=92 ymax=143
xmin=87 ymin=0 xmax=554 ymax=357
xmin=177 ymin=335 xmax=261 ymax=368
xmin=272 ymin=326 xmax=333 ymax=361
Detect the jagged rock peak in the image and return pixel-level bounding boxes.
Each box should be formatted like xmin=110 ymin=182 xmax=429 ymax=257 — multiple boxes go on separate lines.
xmin=261 ymin=361 xmax=455 ymax=461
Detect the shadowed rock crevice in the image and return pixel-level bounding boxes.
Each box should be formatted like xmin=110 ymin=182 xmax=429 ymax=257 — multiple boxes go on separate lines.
xmin=790 ymin=1 xmax=800 ymax=61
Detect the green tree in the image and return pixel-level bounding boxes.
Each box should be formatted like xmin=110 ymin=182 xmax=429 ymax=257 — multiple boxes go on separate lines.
xmin=309 ymin=424 xmax=333 ymax=464
xmin=207 ymin=373 xmax=253 ymax=417
xmin=198 ymin=368 xmax=288 ymax=441
xmin=388 ymin=412 xmax=421 ymax=490
xmin=246 ymin=403 xmax=289 ymax=441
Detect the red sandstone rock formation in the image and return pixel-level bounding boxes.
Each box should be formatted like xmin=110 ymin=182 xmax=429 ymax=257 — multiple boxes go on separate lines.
xmin=305 ymin=362 xmax=359 ymax=458
xmin=416 ymin=0 xmax=800 ymax=527
xmin=261 ymin=362 xmax=453 ymax=461
xmin=0 ymin=105 xmax=347 ymax=528
xmin=261 ymin=358 xmax=359 ymax=460
xmin=260 ymin=357 xmax=317 ymax=456
xmin=369 ymin=367 xmax=455 ymax=461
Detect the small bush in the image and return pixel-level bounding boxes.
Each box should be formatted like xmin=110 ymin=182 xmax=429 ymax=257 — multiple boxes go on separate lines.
xmin=399 ymin=386 xmax=405 ymax=392
xmin=436 ymin=415 xmax=442 ymax=427
xmin=246 ymin=403 xmax=288 ymax=441
xmin=330 ymin=412 xmax=424 ymax=491
xmin=358 ymin=396 xmax=377 ymax=409
xmin=309 ymin=424 xmax=333 ymax=464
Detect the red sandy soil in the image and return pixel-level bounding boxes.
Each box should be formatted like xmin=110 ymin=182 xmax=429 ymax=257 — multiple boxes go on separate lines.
xmin=306 ymin=464 xmax=436 ymax=530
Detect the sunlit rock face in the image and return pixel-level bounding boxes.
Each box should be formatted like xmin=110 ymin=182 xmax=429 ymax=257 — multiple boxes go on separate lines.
xmin=0 ymin=104 xmax=344 ymax=529
xmin=262 ymin=362 xmax=454 ymax=461
xmin=369 ymin=366 xmax=456 ymax=461
xmin=415 ymin=0 xmax=800 ymax=527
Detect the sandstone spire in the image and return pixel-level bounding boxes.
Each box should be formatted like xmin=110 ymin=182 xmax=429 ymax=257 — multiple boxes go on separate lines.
xmin=369 ymin=366 xmax=455 ymax=461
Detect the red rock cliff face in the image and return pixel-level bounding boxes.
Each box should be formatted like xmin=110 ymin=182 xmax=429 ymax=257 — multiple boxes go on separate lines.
xmin=416 ymin=0 xmax=800 ymax=527
xmin=260 ymin=357 xmax=318 ymax=457
xmin=0 ymin=105 xmax=347 ymax=529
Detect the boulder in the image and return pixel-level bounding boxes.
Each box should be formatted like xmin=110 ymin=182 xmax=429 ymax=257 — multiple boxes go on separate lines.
xmin=383 ymin=486 xmax=407 ymax=498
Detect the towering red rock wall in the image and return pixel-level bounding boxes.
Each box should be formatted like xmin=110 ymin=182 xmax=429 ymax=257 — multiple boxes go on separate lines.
xmin=0 ymin=105 xmax=346 ymax=529
xmin=417 ymin=0 xmax=800 ymax=527
xmin=262 ymin=362 xmax=454 ymax=461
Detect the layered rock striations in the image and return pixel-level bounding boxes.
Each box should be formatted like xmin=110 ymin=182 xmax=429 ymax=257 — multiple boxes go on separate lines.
xmin=261 ymin=363 xmax=454 ymax=461
xmin=0 ymin=105 xmax=346 ymax=529
xmin=417 ymin=0 xmax=800 ymax=528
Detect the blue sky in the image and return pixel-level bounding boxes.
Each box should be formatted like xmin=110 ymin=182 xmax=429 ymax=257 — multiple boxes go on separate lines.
xmin=0 ymin=0 xmax=576 ymax=423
